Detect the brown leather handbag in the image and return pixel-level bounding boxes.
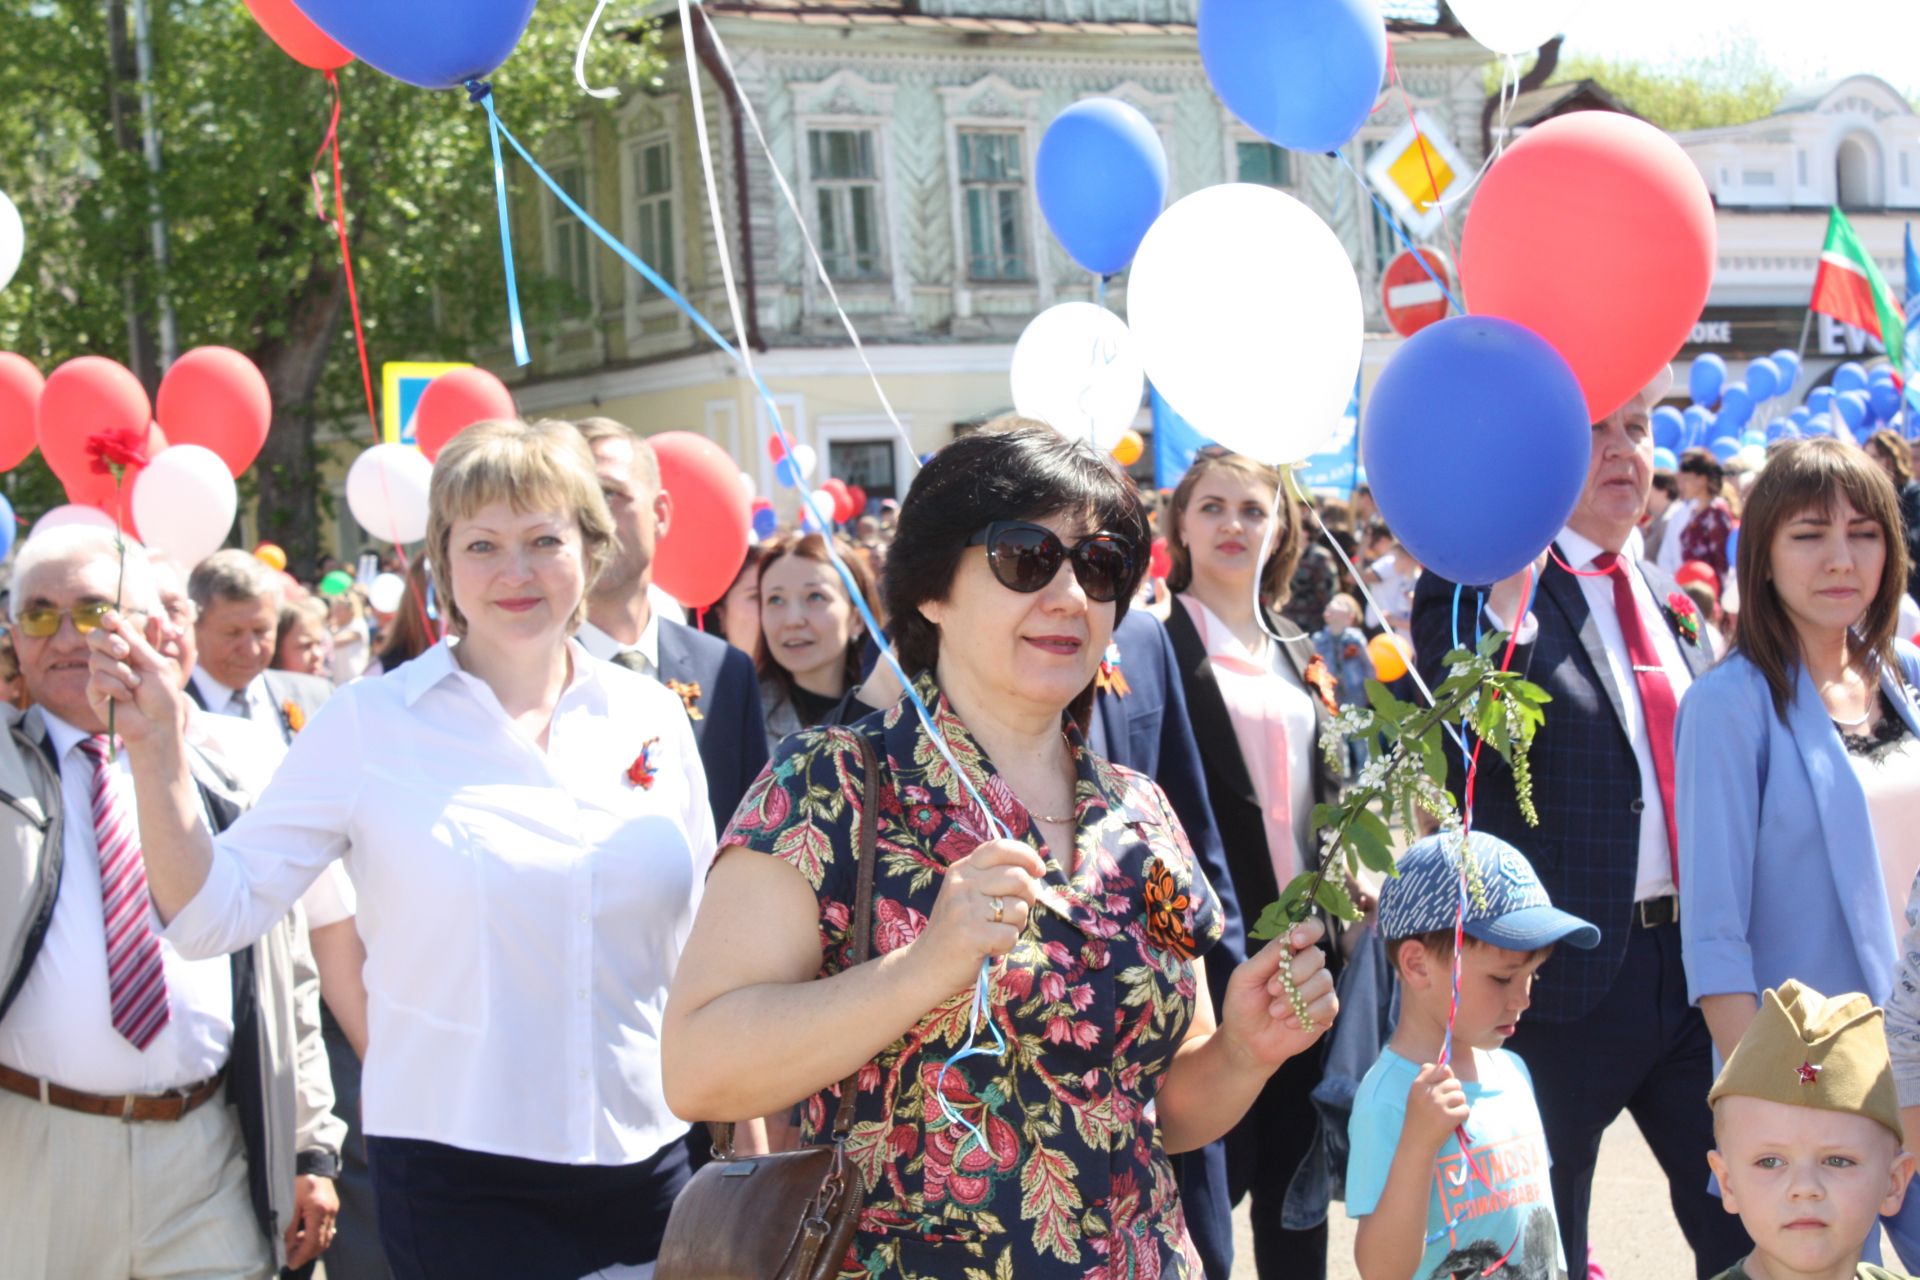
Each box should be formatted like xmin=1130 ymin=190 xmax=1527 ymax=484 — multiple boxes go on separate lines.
xmin=654 ymin=734 xmax=880 ymax=1280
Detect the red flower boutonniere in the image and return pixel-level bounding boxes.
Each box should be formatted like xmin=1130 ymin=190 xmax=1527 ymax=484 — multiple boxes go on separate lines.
xmin=1665 ymin=592 xmax=1702 ymax=647
xmin=282 ymin=701 xmax=305 ymax=734
xmin=1303 ymin=653 xmax=1341 ymax=716
xmin=627 ymin=737 xmax=660 ymax=790
xmin=1094 ymin=641 xmax=1131 ymax=698
xmin=665 ymin=679 xmax=704 ymax=722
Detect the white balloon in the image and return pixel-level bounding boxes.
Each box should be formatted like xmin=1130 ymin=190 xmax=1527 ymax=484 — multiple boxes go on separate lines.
xmin=1447 ymin=0 xmax=1580 ymax=56
xmin=28 ymin=503 xmax=116 ymax=541
xmin=790 ymin=442 xmax=818 ymax=481
xmin=130 ymin=445 xmax=237 ymax=566
xmin=0 ymin=191 xmax=21 ymax=294
xmin=1127 ymin=184 xmax=1363 ymax=465
xmin=1010 ymin=303 xmax=1146 ymax=452
xmin=346 ymin=443 xmax=433 ymax=544
xmin=367 ymin=572 xmax=406 ymax=614
xmin=804 ymin=487 xmax=837 ymax=528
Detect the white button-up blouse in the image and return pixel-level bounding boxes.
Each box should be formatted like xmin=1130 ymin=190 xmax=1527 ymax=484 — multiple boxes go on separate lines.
xmin=164 ymin=638 xmax=717 ymax=1165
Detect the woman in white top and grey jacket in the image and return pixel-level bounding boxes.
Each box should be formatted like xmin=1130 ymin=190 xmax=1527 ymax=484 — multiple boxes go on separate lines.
xmin=86 ymin=420 xmax=717 ymax=1280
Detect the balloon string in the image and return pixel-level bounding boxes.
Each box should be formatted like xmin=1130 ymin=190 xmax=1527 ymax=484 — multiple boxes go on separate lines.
xmin=932 ymin=962 xmax=1009 ymax=1164
xmin=693 ymin=11 xmax=921 ymax=473
xmin=310 ymin=70 xmax=379 ymax=445
xmin=467 ymin=81 xmax=530 ymax=367
xmin=1333 ymin=152 xmax=1463 ymax=317
xmin=572 ymin=0 xmax=619 ymax=100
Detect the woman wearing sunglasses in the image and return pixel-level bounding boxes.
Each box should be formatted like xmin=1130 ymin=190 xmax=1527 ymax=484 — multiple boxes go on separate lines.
xmin=664 ymin=419 xmax=1337 ymax=1279
xmin=1164 ymin=448 xmax=1344 ymax=1280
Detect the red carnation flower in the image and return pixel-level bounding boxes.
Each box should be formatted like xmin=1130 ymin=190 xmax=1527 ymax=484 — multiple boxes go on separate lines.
xmin=86 ymin=426 xmax=149 ymax=477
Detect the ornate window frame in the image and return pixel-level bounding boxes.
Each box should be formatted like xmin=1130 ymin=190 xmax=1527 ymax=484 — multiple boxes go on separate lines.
xmin=790 ymin=70 xmax=911 ymax=318
xmin=617 ymin=94 xmax=690 ymax=355
xmin=939 ymin=74 xmax=1050 ymax=317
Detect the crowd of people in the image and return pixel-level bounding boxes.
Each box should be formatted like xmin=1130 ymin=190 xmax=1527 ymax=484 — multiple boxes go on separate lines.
xmin=0 ymin=390 xmax=1917 ymax=1280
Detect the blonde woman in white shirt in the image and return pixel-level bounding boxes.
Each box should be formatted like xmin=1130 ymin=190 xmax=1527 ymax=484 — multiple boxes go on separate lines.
xmin=86 ymin=419 xmax=717 ymax=1280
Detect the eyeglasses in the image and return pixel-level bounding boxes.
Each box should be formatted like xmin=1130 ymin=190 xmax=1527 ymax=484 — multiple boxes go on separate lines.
xmin=965 ymin=521 xmax=1135 ymax=603
xmin=14 ymin=602 xmax=146 ymax=639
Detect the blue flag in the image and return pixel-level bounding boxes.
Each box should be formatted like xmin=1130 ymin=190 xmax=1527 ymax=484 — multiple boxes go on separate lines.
xmin=1907 ymin=222 xmax=1919 ymax=314
xmin=1151 ymin=388 xmax=1212 ymax=490
xmin=1295 ymin=383 xmax=1363 ymax=497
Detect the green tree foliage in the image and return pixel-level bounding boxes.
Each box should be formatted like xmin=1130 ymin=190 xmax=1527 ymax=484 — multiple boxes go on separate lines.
xmin=1547 ymin=44 xmax=1791 ymax=132
xmin=0 ymin=1 xmax=661 ymax=572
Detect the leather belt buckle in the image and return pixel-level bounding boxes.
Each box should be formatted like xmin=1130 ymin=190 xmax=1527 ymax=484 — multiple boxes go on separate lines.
xmin=1636 ymin=895 xmax=1679 ymax=929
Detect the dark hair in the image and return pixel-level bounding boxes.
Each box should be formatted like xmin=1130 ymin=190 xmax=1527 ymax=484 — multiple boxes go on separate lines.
xmin=1651 ymin=473 xmax=1678 ymax=497
xmin=1164 ymin=449 xmax=1300 ymax=604
xmin=883 ymin=417 xmax=1149 ymax=676
xmin=703 ymin=542 xmax=772 ymax=649
xmin=1733 ymin=438 xmax=1911 ymax=719
xmin=1679 ymin=447 xmax=1724 ymax=495
xmin=1868 ymin=429 xmax=1916 ymax=486
xmin=378 ymin=558 xmax=442 ymax=668
xmin=755 ymin=531 xmax=874 ymax=700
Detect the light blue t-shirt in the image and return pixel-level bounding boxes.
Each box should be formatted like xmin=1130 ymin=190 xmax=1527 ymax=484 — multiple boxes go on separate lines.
xmin=1347 ymin=1047 xmax=1564 ymax=1280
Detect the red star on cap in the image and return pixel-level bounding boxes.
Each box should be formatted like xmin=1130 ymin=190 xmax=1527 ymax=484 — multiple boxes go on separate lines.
xmin=1795 ymin=1060 xmax=1822 ymax=1086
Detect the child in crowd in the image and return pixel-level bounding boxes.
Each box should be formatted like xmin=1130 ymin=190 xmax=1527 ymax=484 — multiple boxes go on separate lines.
xmin=1313 ymin=593 xmax=1375 ymax=775
xmin=1349 ymin=832 xmax=1601 ymax=1280
xmin=1706 ymin=981 xmax=1915 ymax=1280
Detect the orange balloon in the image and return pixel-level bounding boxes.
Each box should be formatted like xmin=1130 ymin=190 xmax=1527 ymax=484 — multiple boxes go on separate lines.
xmin=255 ymin=542 xmax=289 ymax=571
xmin=1368 ymin=633 xmax=1411 ymax=683
xmin=1111 ymin=429 xmax=1144 ymax=467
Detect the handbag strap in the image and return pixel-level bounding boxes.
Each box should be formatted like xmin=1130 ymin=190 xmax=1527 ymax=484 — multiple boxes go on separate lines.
xmin=709 ymin=729 xmax=882 ymax=1156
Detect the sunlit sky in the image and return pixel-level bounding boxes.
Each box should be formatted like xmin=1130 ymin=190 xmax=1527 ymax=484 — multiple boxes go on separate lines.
xmin=1559 ymin=0 xmax=1920 ymax=98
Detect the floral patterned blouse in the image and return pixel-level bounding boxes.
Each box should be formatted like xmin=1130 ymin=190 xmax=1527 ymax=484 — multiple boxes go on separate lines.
xmin=721 ymin=677 xmax=1225 ymax=1280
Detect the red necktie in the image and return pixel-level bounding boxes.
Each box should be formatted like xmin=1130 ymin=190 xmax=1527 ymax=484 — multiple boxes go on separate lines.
xmin=80 ymin=736 xmax=171 ymax=1050
xmin=1590 ymin=553 xmax=1680 ymax=888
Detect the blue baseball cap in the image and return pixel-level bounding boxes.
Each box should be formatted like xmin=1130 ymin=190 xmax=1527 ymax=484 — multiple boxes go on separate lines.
xmin=1380 ymin=831 xmax=1600 ymax=952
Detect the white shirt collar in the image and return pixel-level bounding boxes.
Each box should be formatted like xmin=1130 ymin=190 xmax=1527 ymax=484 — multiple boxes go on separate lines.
xmin=39 ymin=707 xmax=100 ymax=764
xmin=1556 ymin=525 xmax=1611 ymax=573
xmin=191 ymin=666 xmax=257 ymax=711
xmin=575 ymin=610 xmax=661 ymax=670
xmin=400 ymin=636 xmax=604 ymax=708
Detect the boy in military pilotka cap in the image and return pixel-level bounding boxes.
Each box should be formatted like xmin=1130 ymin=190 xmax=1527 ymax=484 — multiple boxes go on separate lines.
xmin=1706 ymin=980 xmax=1916 ymax=1280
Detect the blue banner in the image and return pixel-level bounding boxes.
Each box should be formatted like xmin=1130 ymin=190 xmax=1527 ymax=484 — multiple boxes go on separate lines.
xmin=1295 ymin=385 xmax=1363 ymax=497
xmin=1151 ymin=387 xmax=1212 ymax=490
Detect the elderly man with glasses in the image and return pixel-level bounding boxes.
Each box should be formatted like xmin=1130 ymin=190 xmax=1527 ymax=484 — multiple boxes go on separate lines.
xmin=0 ymin=526 xmax=347 ymax=1279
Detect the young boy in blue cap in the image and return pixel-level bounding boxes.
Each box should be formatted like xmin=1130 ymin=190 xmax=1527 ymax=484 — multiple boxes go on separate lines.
xmin=1348 ymin=831 xmax=1601 ymax=1280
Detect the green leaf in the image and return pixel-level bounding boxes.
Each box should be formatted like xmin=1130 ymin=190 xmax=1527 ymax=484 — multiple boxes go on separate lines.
xmin=1350 ymin=808 xmax=1397 ymax=875
xmin=1365 ymin=679 xmax=1406 ymax=725
xmin=1315 ymin=877 xmax=1362 ymax=922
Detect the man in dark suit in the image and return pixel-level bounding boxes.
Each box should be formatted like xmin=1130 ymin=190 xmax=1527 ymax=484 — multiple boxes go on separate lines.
xmin=1410 ymin=380 xmax=1749 ymax=1280
xmin=572 ymin=418 xmax=769 ymax=834
xmin=184 ymin=550 xmax=332 ymax=746
xmin=1085 ymin=608 xmax=1242 ymax=1280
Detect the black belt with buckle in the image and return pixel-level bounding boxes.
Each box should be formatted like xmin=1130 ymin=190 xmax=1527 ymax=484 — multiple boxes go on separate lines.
xmin=1636 ymin=895 xmax=1680 ymax=929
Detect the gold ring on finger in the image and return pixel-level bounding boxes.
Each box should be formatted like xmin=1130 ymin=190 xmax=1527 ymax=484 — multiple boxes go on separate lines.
xmin=990 ymin=896 xmax=1005 ymax=925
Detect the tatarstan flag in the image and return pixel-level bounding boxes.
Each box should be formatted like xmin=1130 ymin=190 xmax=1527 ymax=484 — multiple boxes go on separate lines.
xmin=1811 ymin=206 xmax=1906 ymax=373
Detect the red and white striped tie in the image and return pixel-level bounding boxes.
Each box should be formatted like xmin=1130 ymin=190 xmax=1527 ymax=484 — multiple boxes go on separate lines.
xmin=79 ymin=736 xmax=170 ymax=1050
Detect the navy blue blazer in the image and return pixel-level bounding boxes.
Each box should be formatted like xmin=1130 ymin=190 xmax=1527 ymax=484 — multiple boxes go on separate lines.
xmin=1086 ymin=610 xmax=1246 ymax=986
xmin=1412 ymin=548 xmax=1714 ymax=1023
xmin=657 ymin=619 xmax=769 ymax=833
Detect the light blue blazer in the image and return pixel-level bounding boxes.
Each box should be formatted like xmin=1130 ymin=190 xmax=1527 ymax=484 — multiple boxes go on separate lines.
xmin=1678 ymin=640 xmax=1920 ymax=1013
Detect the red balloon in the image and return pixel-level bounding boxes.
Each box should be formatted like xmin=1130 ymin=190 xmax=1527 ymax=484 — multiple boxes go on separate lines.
xmin=37 ymin=357 xmax=152 ymax=486
xmin=1460 ymin=112 xmax=1715 ymax=421
xmin=0 ymin=354 xmax=45 ymax=473
xmin=766 ymin=435 xmax=789 ymax=463
xmin=1149 ymin=536 xmax=1172 ymax=580
xmin=156 ymin=346 xmax=272 ymax=477
xmin=413 ymin=367 xmax=516 ymax=462
xmin=243 ymin=0 xmax=354 ymax=70
xmin=847 ymin=484 xmax=868 ymax=516
xmin=822 ymin=478 xmax=856 ymax=524
xmin=652 ymin=431 xmax=751 ymax=608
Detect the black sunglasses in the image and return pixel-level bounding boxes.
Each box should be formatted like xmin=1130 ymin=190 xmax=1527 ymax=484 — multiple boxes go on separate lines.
xmin=966 ymin=521 xmax=1136 ymax=603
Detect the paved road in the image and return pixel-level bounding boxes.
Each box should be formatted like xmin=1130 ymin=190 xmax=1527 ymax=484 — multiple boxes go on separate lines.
xmin=1233 ymin=1114 xmax=1697 ymax=1279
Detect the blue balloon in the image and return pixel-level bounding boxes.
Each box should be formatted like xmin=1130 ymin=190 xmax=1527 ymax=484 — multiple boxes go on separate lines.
xmin=1036 ymin=99 xmax=1168 ymax=276
xmin=0 ymin=495 xmax=13 ymax=562
xmin=1708 ymin=436 xmax=1741 ymax=462
xmin=1725 ymin=526 xmax=1739 ymax=568
xmin=1804 ymin=413 xmax=1837 ymax=438
xmin=1362 ymin=316 xmax=1589 ymax=586
xmin=1717 ymin=383 xmax=1755 ymax=430
xmin=1741 ymin=430 xmax=1765 ymax=449
xmin=1790 ymin=406 xmax=1811 ymax=426
xmin=1807 ymin=386 xmax=1836 ymax=417
xmin=775 ymin=456 xmax=802 ymax=489
xmin=292 ymin=0 xmax=536 ymax=90
xmin=1651 ymin=406 xmax=1684 ymax=451
xmin=1766 ymin=419 xmax=1800 ymax=444
xmin=1689 ymin=354 xmax=1726 ymax=406
xmin=1652 ymin=447 xmax=1678 ymax=472
xmin=1871 ymin=381 xmax=1902 ymax=423
xmin=1746 ymin=358 xmax=1780 ymax=401
xmin=1870 ymin=366 xmax=1897 ymax=384
xmin=1770 ymin=349 xmax=1801 ymax=390
xmin=751 ymin=506 xmax=778 ymax=539
xmin=1834 ymin=362 xmax=1869 ymax=393
xmin=1198 ymin=0 xmax=1387 ymax=153
xmin=1836 ymin=391 xmax=1868 ymax=430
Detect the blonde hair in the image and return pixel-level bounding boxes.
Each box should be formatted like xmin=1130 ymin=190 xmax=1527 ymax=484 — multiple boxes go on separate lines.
xmin=1165 ymin=450 xmax=1300 ymax=604
xmin=426 ymin=419 xmax=615 ymax=636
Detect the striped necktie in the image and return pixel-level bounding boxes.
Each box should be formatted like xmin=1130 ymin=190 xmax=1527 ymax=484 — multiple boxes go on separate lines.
xmin=78 ymin=736 xmax=170 ymax=1050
